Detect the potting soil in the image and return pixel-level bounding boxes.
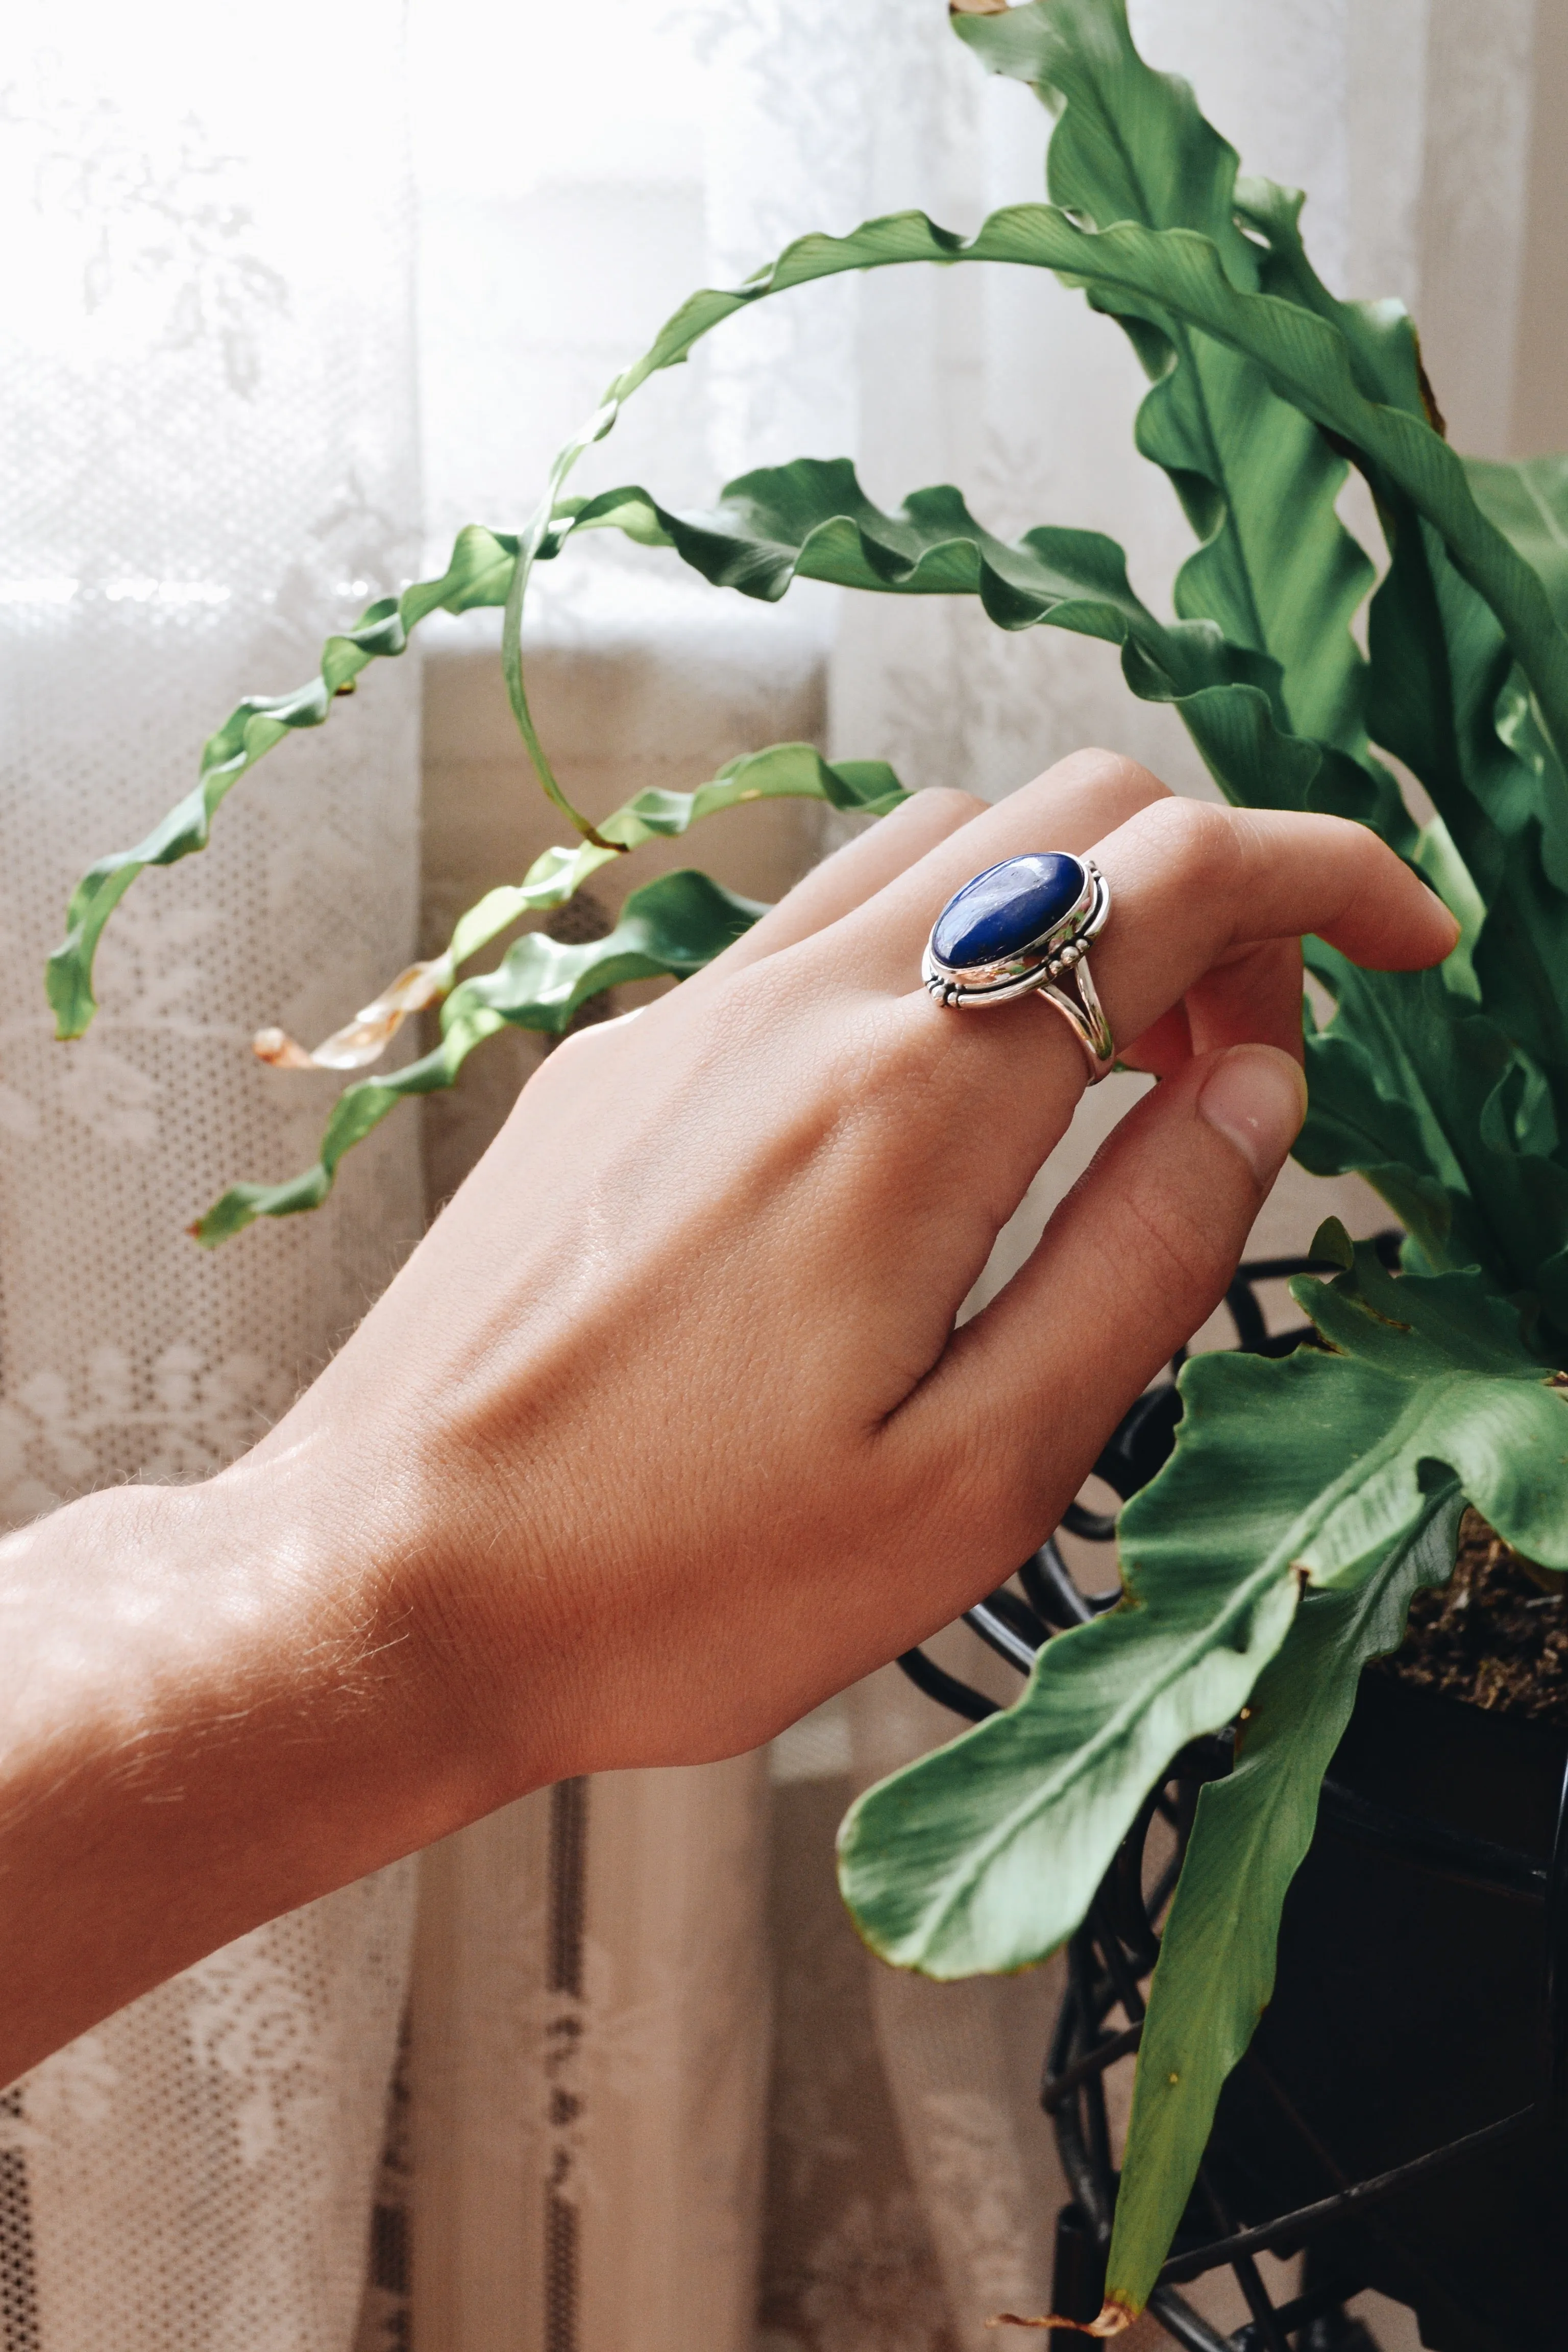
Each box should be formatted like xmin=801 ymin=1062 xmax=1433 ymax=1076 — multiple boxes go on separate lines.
xmin=1369 ymin=1508 xmax=1568 ymax=1725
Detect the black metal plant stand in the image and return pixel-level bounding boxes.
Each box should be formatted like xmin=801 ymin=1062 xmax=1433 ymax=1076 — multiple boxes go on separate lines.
xmin=898 ymin=1253 xmax=1568 ymax=2352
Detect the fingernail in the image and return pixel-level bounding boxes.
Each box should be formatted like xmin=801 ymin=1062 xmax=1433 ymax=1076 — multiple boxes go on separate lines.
xmin=1196 ymin=1045 xmax=1308 ymax=1185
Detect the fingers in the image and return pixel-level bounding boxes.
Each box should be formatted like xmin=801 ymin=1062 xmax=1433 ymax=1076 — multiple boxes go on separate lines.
xmin=809 ymin=798 xmax=1453 ymax=1155
xmin=886 ymin=1043 xmax=1308 ymax=1571
xmin=1076 ymin=801 xmax=1455 ymax=1071
xmin=832 ymin=790 xmax=1456 ymax=1022
xmin=795 ymin=797 xmax=1451 ymax=1265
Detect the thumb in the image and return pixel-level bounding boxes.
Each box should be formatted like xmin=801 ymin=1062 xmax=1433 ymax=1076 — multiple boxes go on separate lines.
xmin=895 ymin=1045 xmax=1308 ymax=1557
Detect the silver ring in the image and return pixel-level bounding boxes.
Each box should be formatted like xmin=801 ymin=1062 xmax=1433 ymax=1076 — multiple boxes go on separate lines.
xmin=922 ymin=851 xmax=1115 ymax=1082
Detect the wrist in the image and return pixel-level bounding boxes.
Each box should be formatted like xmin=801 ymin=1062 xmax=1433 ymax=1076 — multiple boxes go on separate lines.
xmin=0 ymin=1462 xmax=491 ymax=2082
xmin=250 ymin=1357 xmax=595 ymax=1802
xmin=199 ymin=1436 xmax=509 ymax=1846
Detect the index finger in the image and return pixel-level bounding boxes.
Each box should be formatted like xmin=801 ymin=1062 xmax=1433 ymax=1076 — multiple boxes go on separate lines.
xmin=781 ymin=800 xmax=1457 ymax=1280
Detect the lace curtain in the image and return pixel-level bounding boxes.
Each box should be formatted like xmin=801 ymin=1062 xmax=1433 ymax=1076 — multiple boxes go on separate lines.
xmin=1 ymin=4 xmax=1560 ymax=2350
xmin=0 ymin=4 xmax=424 ymax=2347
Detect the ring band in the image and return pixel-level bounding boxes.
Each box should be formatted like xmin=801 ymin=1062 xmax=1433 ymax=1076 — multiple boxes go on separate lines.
xmin=922 ymin=851 xmax=1115 ymax=1082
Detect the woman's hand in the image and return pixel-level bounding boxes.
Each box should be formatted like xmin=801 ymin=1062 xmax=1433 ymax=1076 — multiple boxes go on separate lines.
xmin=268 ymin=750 xmax=1454 ymax=1773
xmin=0 ymin=750 xmax=1457 ymax=2079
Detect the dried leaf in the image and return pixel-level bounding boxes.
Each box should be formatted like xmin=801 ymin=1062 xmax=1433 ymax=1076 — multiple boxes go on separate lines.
xmin=256 ymin=959 xmax=450 ymax=1073
xmin=250 ymin=1027 xmax=317 ymax=1071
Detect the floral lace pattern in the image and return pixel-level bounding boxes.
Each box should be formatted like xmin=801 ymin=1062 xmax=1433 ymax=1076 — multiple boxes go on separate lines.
xmin=0 ymin=4 xmax=422 ymax=2347
xmin=0 ymin=55 xmax=288 ymax=397
xmin=19 ymin=1869 xmax=416 ymax=2352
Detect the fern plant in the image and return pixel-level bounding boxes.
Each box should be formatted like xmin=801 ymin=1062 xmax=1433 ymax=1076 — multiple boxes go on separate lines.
xmin=47 ymin=0 xmax=1568 ymax=2328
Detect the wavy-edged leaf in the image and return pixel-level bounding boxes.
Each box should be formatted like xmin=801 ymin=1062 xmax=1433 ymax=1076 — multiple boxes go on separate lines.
xmin=1395 ymin=457 xmax=1568 ymax=1117
xmin=47 ymin=526 xmax=520 ymax=1040
xmin=192 ymin=870 xmax=763 ymax=1243
xmin=672 ymin=205 xmax=1568 ymax=736
xmin=1226 ymin=173 xmax=1428 ymax=416
xmin=1226 ymin=176 xmax=1568 ymax=1095
xmin=1101 ymin=1493 xmax=1465 ymax=2326
xmin=558 ymin=459 xmax=1417 ymax=849
xmin=250 ymin=742 xmax=905 ymax=1073
xmin=61 ymin=119 xmax=1568 ymax=1023
xmin=562 ymin=463 xmax=1148 ymax=623
xmin=1367 ymin=499 xmax=1568 ymax=1118
xmin=837 ymin=1243 xmax=1568 ymax=1985
xmin=953 ymin=0 xmax=1381 ymax=761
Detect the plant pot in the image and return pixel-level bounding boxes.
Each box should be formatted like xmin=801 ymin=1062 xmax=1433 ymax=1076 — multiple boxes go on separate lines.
xmin=1205 ymin=1669 xmax=1568 ymax=2351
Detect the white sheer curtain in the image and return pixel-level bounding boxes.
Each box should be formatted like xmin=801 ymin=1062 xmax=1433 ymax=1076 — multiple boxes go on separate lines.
xmin=0 ymin=5 xmax=423 ymax=2348
xmin=1 ymin=4 xmax=1559 ymax=2349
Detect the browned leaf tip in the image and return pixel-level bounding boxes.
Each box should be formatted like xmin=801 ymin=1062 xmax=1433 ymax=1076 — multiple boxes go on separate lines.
xmin=950 ymin=0 xmax=1012 ymax=14
xmin=989 ymin=2305 xmax=1134 ymax=2337
xmin=252 ymin=1026 xmax=317 ymax=1070
xmin=252 ymin=958 xmax=452 ymax=1075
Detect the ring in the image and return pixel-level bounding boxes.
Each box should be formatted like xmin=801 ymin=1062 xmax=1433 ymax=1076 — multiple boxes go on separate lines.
xmin=922 ymin=851 xmax=1115 ymax=1081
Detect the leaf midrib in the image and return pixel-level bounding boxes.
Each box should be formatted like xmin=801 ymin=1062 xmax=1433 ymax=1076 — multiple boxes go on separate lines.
xmin=910 ymin=1351 xmax=1522 ymax=1953
xmin=906 ymin=1544 xmax=1301 ymax=1950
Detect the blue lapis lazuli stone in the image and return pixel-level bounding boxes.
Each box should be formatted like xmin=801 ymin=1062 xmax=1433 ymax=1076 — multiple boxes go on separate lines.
xmin=932 ymin=852 xmax=1085 ymax=970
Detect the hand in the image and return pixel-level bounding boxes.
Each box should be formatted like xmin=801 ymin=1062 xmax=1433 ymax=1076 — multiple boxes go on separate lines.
xmin=0 ymin=750 xmax=1456 ymax=2079
xmin=263 ymin=749 xmax=1456 ymax=1782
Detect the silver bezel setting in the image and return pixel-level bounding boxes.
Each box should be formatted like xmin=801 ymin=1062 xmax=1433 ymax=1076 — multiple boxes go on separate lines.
xmin=921 ymin=855 xmax=1115 ymax=1079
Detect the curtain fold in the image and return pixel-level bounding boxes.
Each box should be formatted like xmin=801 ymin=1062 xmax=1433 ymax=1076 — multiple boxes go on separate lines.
xmin=408 ymin=1762 xmax=772 ymax=2352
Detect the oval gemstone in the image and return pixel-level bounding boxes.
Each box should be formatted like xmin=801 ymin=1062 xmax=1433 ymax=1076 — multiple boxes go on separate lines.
xmin=931 ymin=852 xmax=1085 ymax=970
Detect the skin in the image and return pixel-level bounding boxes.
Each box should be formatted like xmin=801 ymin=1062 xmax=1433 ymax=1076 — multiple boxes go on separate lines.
xmin=0 ymin=750 xmax=1458 ymax=2087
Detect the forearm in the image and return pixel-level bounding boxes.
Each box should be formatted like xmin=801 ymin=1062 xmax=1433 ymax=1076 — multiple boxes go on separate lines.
xmin=0 ymin=1470 xmax=477 ymax=2087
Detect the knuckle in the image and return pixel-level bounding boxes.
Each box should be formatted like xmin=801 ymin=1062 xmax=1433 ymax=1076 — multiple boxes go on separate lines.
xmin=1034 ymin=745 xmax=1173 ymax=817
xmin=1063 ymin=745 xmax=1170 ymax=801
xmin=1137 ymin=794 xmax=1242 ymax=893
xmin=914 ymin=784 xmax=987 ymax=827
